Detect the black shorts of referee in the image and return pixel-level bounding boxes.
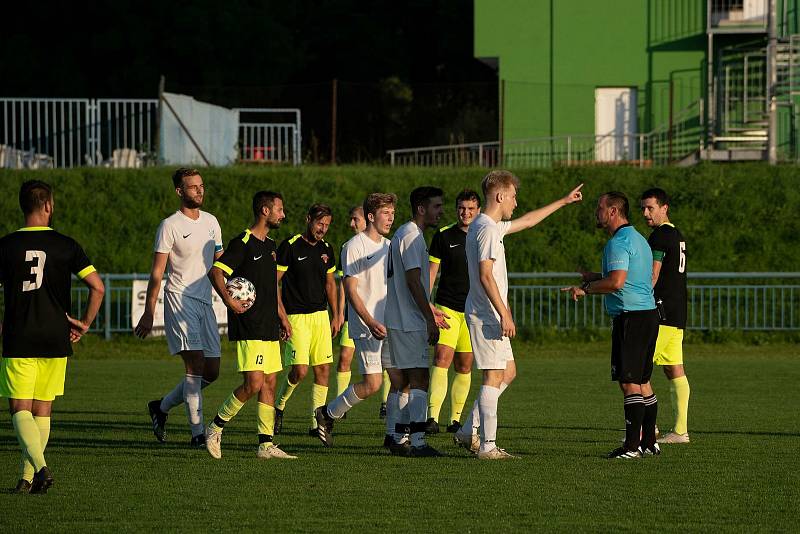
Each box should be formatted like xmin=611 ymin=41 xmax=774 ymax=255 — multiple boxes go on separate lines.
xmin=610 ymin=308 xmax=659 ymax=384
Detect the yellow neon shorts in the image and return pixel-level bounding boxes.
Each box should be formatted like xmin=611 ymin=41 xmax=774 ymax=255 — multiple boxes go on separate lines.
xmin=0 ymin=357 xmax=68 ymax=401
xmin=653 ymin=325 xmax=684 ymax=366
xmin=284 ymin=310 xmax=334 ymax=367
xmin=436 ymin=305 xmax=472 ymax=353
xmin=338 ymin=321 xmax=355 ymax=349
xmin=236 ymin=340 xmax=282 ymax=374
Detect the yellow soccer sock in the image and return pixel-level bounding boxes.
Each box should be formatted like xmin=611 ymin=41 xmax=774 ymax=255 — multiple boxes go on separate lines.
xmin=20 ymin=416 xmax=50 ymax=482
xmin=311 ymin=383 xmax=329 ymax=428
xmin=428 ymin=366 xmax=449 ymax=422
xmin=257 ymin=402 xmax=276 ymax=442
xmin=670 ymin=376 xmax=691 ymax=435
xmin=211 ymin=392 xmax=245 ymax=431
xmin=449 ymin=371 xmax=472 ymax=423
xmin=381 ymin=370 xmax=391 ymax=403
xmin=276 ymin=376 xmax=298 ymax=411
xmin=336 ymin=371 xmax=351 ymax=397
xmin=12 ymin=411 xmax=46 ymax=472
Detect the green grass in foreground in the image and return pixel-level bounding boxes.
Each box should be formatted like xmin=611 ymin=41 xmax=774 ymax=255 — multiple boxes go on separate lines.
xmin=1 ymin=338 xmax=798 ymax=533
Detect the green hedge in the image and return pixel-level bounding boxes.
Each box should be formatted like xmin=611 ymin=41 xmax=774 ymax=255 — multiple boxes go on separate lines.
xmin=0 ymin=163 xmax=797 ymax=273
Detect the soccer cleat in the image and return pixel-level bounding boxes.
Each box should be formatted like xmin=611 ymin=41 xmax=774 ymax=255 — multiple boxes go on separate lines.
xmin=30 ymin=466 xmax=54 ymax=494
xmin=657 ymin=431 xmax=690 ymax=444
xmin=148 ymin=399 xmax=168 ymax=443
xmin=379 ymin=402 xmax=387 ymax=419
xmin=314 ymin=407 xmax=334 ymax=447
xmin=409 ymin=443 xmax=444 ymax=457
xmin=308 ymin=427 xmax=320 ymax=438
xmin=477 ymin=447 xmax=519 ymax=460
xmin=205 ymin=426 xmax=223 ymax=459
xmin=424 ymin=418 xmax=440 ymax=434
xmin=274 ymin=409 xmax=284 ymax=435
xmin=606 ymin=446 xmax=642 ymax=459
xmin=639 ymin=443 xmax=661 ymax=456
xmin=257 ymin=443 xmax=298 ymax=459
xmin=446 ymin=420 xmax=462 ymax=433
xmin=388 ymin=439 xmax=411 ymax=457
xmin=190 ymin=433 xmax=207 ymax=448
xmin=13 ymin=479 xmax=32 ymax=494
xmin=383 ymin=434 xmax=393 ymax=449
xmin=453 ymin=430 xmax=480 ymax=454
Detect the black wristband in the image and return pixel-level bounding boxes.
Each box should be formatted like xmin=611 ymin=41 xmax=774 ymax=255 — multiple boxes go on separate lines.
xmin=581 ymin=280 xmax=591 ymax=293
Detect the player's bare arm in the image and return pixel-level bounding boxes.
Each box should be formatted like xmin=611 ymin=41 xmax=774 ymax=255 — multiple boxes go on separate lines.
xmin=208 ymin=265 xmax=248 ymax=314
xmin=326 ymin=271 xmax=342 ymax=337
xmin=277 ymin=280 xmax=292 ymax=340
xmin=337 ymin=275 xmax=346 ymax=326
xmin=507 ymin=184 xmax=584 ymax=235
xmin=68 ymin=271 xmax=105 ymax=342
xmin=428 ymin=261 xmax=440 ymax=294
xmin=651 ymin=260 xmax=663 ymax=287
xmin=344 ymin=275 xmax=386 ymax=339
xmin=478 ymin=258 xmax=515 ymax=338
xmin=562 ymin=269 xmax=627 ymax=301
xmin=404 ymin=267 xmax=440 ymax=345
xmin=579 ymin=269 xmax=603 ymax=282
xmin=134 ymin=252 xmax=168 ymax=338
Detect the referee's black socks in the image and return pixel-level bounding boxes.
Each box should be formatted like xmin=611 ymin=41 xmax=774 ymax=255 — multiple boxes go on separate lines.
xmin=623 ymin=394 xmax=645 ymax=450
xmin=641 ymin=394 xmax=658 ymax=447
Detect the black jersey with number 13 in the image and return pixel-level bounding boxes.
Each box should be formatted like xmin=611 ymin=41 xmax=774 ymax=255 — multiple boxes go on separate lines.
xmin=648 ymin=223 xmax=687 ymax=329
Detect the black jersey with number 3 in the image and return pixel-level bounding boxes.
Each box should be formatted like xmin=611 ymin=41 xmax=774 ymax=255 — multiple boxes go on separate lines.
xmin=214 ymin=229 xmax=280 ymax=342
xmin=648 ymin=223 xmax=688 ymax=329
xmin=429 ymin=223 xmax=469 ymax=312
xmin=0 ymin=227 xmax=95 ymax=358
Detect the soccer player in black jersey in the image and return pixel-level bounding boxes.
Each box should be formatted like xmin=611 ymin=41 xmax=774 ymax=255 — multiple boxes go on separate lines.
xmin=274 ymin=204 xmax=341 ymax=435
xmin=205 ymin=191 xmax=295 ymax=459
xmin=0 ymin=180 xmax=105 ymax=493
xmin=426 ymin=189 xmax=481 ymax=434
xmin=641 ymin=188 xmax=691 ymax=444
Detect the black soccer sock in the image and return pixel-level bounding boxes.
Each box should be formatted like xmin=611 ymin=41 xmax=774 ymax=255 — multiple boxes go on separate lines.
xmin=258 ymin=433 xmax=273 ymax=444
xmin=623 ymin=393 xmax=645 ymax=450
xmin=641 ymin=394 xmax=658 ymax=448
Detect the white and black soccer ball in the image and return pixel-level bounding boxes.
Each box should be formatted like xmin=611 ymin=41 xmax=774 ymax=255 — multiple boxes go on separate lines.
xmin=225 ymin=276 xmax=256 ymax=309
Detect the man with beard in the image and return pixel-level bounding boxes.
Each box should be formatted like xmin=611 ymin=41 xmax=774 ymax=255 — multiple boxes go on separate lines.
xmin=274 ymin=204 xmax=341 ymax=436
xmin=0 ymin=180 xmax=105 ymax=493
xmin=205 ymin=191 xmax=295 ymax=459
xmin=136 ymin=168 xmax=224 ymax=447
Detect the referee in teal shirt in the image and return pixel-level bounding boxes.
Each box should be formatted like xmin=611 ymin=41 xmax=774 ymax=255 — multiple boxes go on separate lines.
xmin=563 ymin=192 xmax=660 ymax=459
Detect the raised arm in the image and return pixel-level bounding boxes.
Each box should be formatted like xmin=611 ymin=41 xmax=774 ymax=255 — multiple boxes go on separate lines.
xmin=507 ymin=184 xmax=584 ymax=235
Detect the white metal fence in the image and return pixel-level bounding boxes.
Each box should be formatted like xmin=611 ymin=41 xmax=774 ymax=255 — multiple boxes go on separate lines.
xmin=234 ymin=108 xmax=302 ymax=165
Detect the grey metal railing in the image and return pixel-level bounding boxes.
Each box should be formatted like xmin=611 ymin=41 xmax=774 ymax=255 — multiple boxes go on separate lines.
xmin=47 ymin=272 xmax=800 ymax=339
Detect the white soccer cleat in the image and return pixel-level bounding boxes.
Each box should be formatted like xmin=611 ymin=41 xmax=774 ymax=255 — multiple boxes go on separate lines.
xmin=257 ymin=443 xmax=298 ymax=459
xmin=205 ymin=426 xmax=222 ymax=459
xmin=477 ymin=446 xmax=519 ymax=460
xmin=453 ymin=430 xmax=479 ymax=454
xmin=657 ymin=431 xmax=690 ymax=444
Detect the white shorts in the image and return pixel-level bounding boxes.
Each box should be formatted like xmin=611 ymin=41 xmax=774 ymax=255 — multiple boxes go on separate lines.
xmin=467 ymin=321 xmax=514 ymax=370
xmin=163 ymin=292 xmax=221 ymax=358
xmin=388 ymin=329 xmax=429 ymax=370
xmin=353 ymin=335 xmax=392 ymax=375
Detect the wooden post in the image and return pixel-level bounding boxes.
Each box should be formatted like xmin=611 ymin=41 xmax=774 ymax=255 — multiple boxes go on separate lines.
xmin=331 ymin=78 xmax=338 ymax=165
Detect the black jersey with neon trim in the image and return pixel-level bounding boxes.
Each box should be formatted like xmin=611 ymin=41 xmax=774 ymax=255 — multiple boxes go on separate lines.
xmin=277 ymin=234 xmax=336 ymax=315
xmin=429 ymin=223 xmax=469 ymax=312
xmin=648 ymin=223 xmax=688 ymax=329
xmin=0 ymin=227 xmax=95 ymax=358
xmin=214 ymin=230 xmax=280 ymax=341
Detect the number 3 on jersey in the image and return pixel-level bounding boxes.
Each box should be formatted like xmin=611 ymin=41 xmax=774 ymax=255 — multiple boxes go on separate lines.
xmin=23 ymin=250 xmax=47 ymax=292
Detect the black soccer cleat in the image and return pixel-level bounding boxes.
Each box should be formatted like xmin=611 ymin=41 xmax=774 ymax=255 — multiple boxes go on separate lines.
xmin=388 ymin=439 xmax=411 ymax=457
xmin=383 ymin=434 xmax=393 ymax=449
xmin=274 ymin=409 xmax=284 ymax=435
xmin=148 ymin=399 xmax=168 ymax=443
xmin=308 ymin=427 xmax=320 ymax=438
xmin=424 ymin=418 xmax=440 ymax=435
xmin=379 ymin=402 xmax=387 ymax=419
xmin=190 ymin=433 xmax=206 ymax=448
xmin=13 ymin=479 xmax=32 ymax=494
xmin=446 ymin=420 xmax=462 ymax=433
xmin=409 ymin=444 xmax=444 ymax=457
xmin=314 ymin=407 xmax=334 ymax=447
xmin=639 ymin=443 xmax=662 ymax=456
xmin=30 ymin=466 xmax=54 ymax=494
xmin=606 ymin=446 xmax=642 ymax=459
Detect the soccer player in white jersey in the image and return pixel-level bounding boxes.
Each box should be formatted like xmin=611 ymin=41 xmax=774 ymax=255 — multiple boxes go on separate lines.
xmin=454 ymin=171 xmax=583 ymax=459
xmin=135 ymin=168 xmax=224 ymax=447
xmin=314 ymin=193 xmax=396 ymax=449
xmin=384 ymin=187 xmax=449 ymax=457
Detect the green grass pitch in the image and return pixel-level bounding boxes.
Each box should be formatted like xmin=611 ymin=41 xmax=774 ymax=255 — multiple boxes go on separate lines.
xmin=1 ymin=338 xmax=798 ymax=532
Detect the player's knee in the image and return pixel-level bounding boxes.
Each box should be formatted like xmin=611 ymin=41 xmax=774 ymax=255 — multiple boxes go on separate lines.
xmin=291 ymin=366 xmax=308 ymax=382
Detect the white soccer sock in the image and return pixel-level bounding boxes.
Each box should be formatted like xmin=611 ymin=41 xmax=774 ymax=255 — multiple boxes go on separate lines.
xmin=183 ymin=374 xmax=203 ymax=437
xmin=478 ymin=385 xmax=501 ymax=453
xmin=385 ymin=391 xmax=399 ymax=437
xmin=327 ymin=385 xmax=363 ymax=419
xmin=466 ymin=381 xmax=509 ymax=434
xmin=408 ymin=388 xmax=428 ymax=447
xmin=393 ymin=391 xmax=410 ymax=442
xmin=160 ymin=380 xmax=184 ymax=413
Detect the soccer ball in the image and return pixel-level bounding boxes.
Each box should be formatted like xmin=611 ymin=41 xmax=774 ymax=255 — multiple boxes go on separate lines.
xmin=225 ymin=276 xmax=256 ymax=309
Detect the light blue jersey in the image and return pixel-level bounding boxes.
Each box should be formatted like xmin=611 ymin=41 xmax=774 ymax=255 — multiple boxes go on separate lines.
xmin=602 ymin=225 xmax=655 ymax=317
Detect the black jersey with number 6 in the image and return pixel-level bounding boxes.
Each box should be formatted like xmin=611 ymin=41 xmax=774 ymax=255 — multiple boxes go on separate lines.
xmin=0 ymin=227 xmax=95 ymax=358
xmin=429 ymin=223 xmax=470 ymax=312
xmin=648 ymin=223 xmax=687 ymax=329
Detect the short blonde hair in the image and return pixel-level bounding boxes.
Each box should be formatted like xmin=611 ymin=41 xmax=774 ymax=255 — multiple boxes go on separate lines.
xmin=481 ymin=170 xmax=520 ymax=198
xmin=363 ymin=193 xmax=397 ymax=218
